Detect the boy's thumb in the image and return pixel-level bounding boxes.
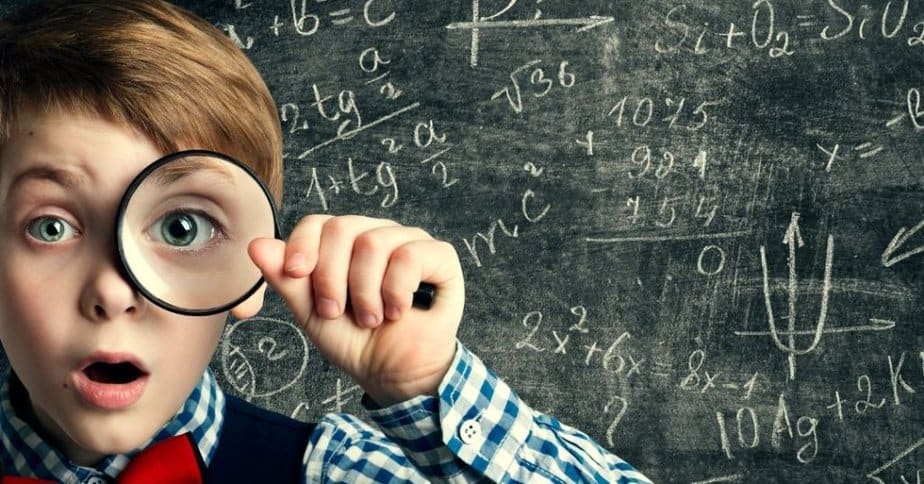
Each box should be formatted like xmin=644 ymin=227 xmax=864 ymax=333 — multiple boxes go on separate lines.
xmin=247 ymin=237 xmax=313 ymax=323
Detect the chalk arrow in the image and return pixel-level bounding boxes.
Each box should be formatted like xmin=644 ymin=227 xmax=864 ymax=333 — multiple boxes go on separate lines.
xmin=760 ymin=212 xmax=833 ymax=381
xmin=783 ymin=212 xmax=805 ymax=329
xmin=447 ymin=16 xmax=615 ymax=31
xmin=783 ymin=212 xmax=805 ymax=248
xmin=882 ymin=219 xmax=924 ymax=267
xmin=734 ymin=318 xmax=895 ymax=336
xmin=576 ymin=16 xmax=617 ymax=32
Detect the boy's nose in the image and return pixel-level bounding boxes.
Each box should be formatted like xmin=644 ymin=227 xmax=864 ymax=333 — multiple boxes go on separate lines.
xmin=80 ymin=260 xmax=146 ymax=322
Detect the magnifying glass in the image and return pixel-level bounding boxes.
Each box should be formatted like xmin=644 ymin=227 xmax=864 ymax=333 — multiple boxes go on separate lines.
xmin=116 ymin=149 xmax=435 ymax=316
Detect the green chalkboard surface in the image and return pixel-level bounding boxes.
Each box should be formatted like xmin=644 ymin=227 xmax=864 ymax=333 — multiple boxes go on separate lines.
xmin=2 ymin=1 xmax=923 ymax=482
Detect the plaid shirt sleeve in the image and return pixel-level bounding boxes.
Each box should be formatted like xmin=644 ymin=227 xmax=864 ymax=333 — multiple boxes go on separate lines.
xmin=302 ymin=342 xmax=652 ymax=483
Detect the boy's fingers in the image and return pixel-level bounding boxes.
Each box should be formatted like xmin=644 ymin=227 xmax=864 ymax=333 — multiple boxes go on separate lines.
xmin=348 ymin=226 xmax=432 ymax=328
xmin=284 ymin=214 xmax=331 ymax=277
xmin=421 ymin=240 xmax=464 ymax=289
xmin=248 ymin=237 xmax=313 ymax=322
xmin=383 ymin=239 xmax=463 ymax=320
xmin=379 ymin=242 xmax=423 ymax=322
xmin=249 ymin=216 xmax=454 ymax=332
xmin=312 ymin=216 xmax=397 ymax=320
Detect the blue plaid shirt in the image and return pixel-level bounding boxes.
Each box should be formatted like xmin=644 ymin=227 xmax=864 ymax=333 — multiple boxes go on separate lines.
xmin=0 ymin=343 xmax=651 ymax=483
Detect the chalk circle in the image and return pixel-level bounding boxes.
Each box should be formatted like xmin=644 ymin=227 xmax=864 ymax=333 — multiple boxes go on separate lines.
xmin=220 ymin=317 xmax=309 ymax=399
xmin=697 ymin=244 xmax=726 ymax=276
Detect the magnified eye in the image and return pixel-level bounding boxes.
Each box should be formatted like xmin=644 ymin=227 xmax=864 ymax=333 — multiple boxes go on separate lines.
xmin=150 ymin=210 xmax=222 ymax=250
xmin=27 ymin=216 xmax=78 ymax=243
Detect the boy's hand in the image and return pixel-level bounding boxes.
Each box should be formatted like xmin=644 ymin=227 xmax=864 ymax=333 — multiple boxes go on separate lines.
xmin=247 ymin=215 xmax=464 ymax=406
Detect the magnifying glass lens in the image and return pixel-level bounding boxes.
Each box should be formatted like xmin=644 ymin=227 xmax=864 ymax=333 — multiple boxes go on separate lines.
xmin=117 ymin=151 xmax=277 ymax=315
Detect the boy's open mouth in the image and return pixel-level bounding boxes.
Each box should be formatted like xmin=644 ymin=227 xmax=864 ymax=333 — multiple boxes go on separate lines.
xmin=73 ymin=354 xmax=150 ymax=409
xmin=83 ymin=361 xmax=146 ymax=384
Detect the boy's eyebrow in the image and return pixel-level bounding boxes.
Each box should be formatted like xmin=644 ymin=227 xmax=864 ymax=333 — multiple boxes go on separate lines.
xmin=6 ymin=164 xmax=87 ymax=197
xmin=151 ymin=157 xmax=236 ymax=186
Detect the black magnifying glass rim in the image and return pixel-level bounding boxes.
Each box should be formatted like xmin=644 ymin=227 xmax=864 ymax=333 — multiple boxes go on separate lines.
xmin=115 ymin=149 xmax=281 ymax=317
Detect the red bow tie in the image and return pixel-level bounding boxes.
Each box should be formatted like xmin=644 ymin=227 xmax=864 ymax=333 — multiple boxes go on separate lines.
xmin=1 ymin=433 xmax=204 ymax=484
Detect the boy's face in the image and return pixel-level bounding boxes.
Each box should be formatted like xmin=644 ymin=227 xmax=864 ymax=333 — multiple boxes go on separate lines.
xmin=0 ymin=110 xmax=229 ymax=464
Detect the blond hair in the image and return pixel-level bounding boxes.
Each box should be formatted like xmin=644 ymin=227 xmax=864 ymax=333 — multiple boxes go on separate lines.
xmin=0 ymin=0 xmax=284 ymax=203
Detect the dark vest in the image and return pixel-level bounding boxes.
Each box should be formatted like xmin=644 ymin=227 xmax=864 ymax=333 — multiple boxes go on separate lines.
xmin=206 ymin=394 xmax=317 ymax=483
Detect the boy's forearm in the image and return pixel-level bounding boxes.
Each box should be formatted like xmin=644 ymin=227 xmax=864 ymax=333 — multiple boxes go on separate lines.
xmin=353 ymin=341 xmax=653 ymax=483
xmin=359 ymin=348 xmax=455 ymax=407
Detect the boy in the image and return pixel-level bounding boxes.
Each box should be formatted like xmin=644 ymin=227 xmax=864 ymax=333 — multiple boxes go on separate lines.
xmin=0 ymin=0 xmax=651 ymax=482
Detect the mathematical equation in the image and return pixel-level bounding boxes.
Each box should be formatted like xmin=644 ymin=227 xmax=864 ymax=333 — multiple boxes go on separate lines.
xmin=220 ymin=0 xmax=396 ymax=47
xmin=276 ymin=45 xmax=459 ymax=211
xmin=512 ymin=300 xmax=923 ymax=479
xmin=655 ymin=1 xmax=924 ymax=58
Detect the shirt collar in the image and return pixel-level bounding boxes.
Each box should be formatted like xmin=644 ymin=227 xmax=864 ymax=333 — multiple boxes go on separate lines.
xmin=0 ymin=368 xmax=224 ymax=482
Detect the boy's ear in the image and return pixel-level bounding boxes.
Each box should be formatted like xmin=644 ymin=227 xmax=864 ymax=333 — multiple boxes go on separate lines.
xmin=230 ymin=282 xmax=267 ymax=319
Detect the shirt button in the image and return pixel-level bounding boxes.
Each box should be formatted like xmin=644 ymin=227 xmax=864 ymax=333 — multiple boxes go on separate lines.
xmin=458 ymin=419 xmax=483 ymax=445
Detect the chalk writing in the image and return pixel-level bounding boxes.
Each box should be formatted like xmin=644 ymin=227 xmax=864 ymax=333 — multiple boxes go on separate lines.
xmin=304 ymin=157 xmax=399 ymax=211
xmin=655 ymin=2 xmax=794 ymax=58
xmin=820 ymin=0 xmax=922 ymax=45
xmin=883 ymin=219 xmax=924 ymax=267
xmin=715 ymin=393 xmax=819 ymax=464
xmin=618 ymin=193 xmax=722 ymax=230
xmin=462 ymin=162 xmax=550 ymax=267
xmin=287 ymin=44 xmax=424 ymax=158
xmin=909 ymin=88 xmax=924 ymax=128
xmin=604 ymin=395 xmax=628 ymax=447
xmin=275 ymin=0 xmax=396 ymax=37
xmin=607 ymin=96 xmax=722 ymax=131
xmin=655 ymin=1 xmax=924 ymax=58
xmin=220 ymin=24 xmax=254 ymax=49
xmin=461 ymin=218 xmax=520 ymax=268
xmin=697 ymin=245 xmax=727 ymax=276
xmin=491 ymin=59 xmax=576 ymax=114
xmin=288 ymin=44 xmax=459 ymax=210
xmin=289 ymin=378 xmax=363 ymax=419
xmin=446 ymin=0 xmax=613 ymax=66
xmin=220 ymin=317 xmax=310 ymax=399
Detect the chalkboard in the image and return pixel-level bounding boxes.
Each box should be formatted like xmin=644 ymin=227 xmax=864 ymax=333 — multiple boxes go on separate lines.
xmin=2 ymin=1 xmax=923 ymax=482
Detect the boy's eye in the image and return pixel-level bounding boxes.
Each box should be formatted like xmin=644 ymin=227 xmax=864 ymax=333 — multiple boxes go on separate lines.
xmin=150 ymin=211 xmax=219 ymax=249
xmin=27 ymin=216 xmax=78 ymax=243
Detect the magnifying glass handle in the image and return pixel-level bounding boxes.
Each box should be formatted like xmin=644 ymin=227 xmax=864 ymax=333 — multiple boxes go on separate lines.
xmin=345 ymin=282 xmax=436 ymax=314
xmin=412 ymin=282 xmax=436 ymax=310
